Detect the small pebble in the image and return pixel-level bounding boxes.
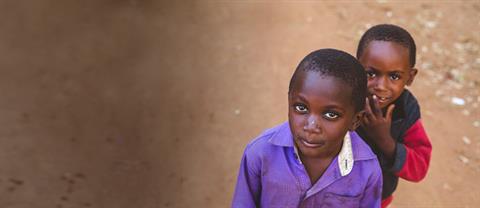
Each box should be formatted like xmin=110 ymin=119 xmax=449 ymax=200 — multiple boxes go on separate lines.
xmin=386 ymin=11 xmax=393 ymax=18
xmin=9 ymin=179 xmax=24 ymax=185
xmin=451 ymin=97 xmax=465 ymax=106
xmin=462 ymin=136 xmax=471 ymax=145
xmin=421 ymin=46 xmax=428 ymax=53
xmin=425 ymin=21 xmax=437 ymax=28
xmin=458 ymin=155 xmax=469 ymax=164
xmin=425 ymin=110 xmax=433 ymax=116
xmin=473 ymin=121 xmax=480 ymax=127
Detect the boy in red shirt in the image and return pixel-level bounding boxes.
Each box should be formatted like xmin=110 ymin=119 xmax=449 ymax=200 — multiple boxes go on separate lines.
xmin=355 ymin=24 xmax=432 ymax=207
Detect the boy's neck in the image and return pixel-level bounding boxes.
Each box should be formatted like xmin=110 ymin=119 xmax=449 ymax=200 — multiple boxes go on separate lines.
xmin=296 ymin=141 xmax=343 ymax=162
xmin=381 ymin=88 xmax=407 ymax=113
xmin=300 ymin=151 xmax=338 ymax=185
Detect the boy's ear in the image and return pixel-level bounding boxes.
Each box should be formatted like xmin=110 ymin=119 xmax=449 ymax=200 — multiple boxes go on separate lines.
xmin=406 ymin=68 xmax=418 ymax=86
xmin=349 ymin=111 xmax=364 ymax=131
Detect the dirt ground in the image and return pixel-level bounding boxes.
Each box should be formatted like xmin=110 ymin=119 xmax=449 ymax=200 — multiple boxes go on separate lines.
xmin=0 ymin=1 xmax=479 ymax=208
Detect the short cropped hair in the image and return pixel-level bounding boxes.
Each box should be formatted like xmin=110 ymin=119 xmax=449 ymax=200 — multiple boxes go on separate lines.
xmin=288 ymin=49 xmax=367 ymax=113
xmin=356 ymin=24 xmax=416 ymax=67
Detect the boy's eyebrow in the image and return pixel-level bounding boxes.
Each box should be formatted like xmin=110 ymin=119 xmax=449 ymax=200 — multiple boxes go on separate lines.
xmin=367 ymin=66 xmax=406 ymax=74
xmin=295 ymin=93 xmax=309 ymax=104
xmin=294 ymin=93 xmax=346 ymax=112
xmin=323 ymin=105 xmax=346 ymax=111
xmin=366 ymin=66 xmax=379 ymax=72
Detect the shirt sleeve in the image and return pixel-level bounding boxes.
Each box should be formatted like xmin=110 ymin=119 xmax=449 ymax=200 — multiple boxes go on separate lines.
xmin=390 ymin=119 xmax=432 ymax=181
xmin=231 ymin=145 xmax=262 ymax=208
xmin=360 ymin=159 xmax=383 ymax=208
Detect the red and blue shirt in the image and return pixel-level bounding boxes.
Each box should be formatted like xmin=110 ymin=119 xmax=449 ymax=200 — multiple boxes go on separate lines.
xmin=356 ymin=89 xmax=432 ymax=203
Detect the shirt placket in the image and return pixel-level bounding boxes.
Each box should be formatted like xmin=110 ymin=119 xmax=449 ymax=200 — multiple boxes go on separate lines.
xmin=291 ymin=148 xmax=312 ymax=204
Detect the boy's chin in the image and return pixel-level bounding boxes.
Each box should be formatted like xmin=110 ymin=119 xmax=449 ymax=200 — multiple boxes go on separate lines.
xmin=379 ymin=102 xmax=390 ymax=109
xmin=298 ymin=148 xmax=324 ymax=158
xmin=376 ymin=98 xmax=394 ymax=109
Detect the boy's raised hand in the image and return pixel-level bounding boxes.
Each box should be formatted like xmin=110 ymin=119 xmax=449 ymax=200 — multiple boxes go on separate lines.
xmin=361 ymin=95 xmax=396 ymax=161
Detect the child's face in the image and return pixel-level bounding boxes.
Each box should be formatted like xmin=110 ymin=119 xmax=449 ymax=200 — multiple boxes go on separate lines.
xmin=288 ymin=71 xmax=361 ymax=159
xmin=359 ymin=41 xmax=417 ymax=109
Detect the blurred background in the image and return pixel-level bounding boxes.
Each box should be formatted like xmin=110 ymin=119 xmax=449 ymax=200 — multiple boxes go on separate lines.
xmin=0 ymin=0 xmax=479 ymax=207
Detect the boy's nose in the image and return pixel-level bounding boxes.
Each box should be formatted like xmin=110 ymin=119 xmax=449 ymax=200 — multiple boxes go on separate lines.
xmin=373 ymin=76 xmax=388 ymax=91
xmin=304 ymin=116 xmax=321 ymax=134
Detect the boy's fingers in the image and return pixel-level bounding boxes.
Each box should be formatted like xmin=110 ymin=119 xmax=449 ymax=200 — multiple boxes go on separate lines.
xmin=371 ymin=95 xmax=383 ymax=117
xmin=361 ymin=111 xmax=368 ymax=121
xmin=386 ymin=104 xmax=395 ymax=121
xmin=362 ymin=116 xmax=370 ymax=126
xmin=363 ymin=118 xmax=370 ymax=126
xmin=365 ymin=97 xmax=374 ymax=118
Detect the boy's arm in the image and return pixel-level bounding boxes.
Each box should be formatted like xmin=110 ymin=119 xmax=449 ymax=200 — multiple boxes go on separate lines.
xmin=361 ymin=97 xmax=432 ymax=182
xmin=360 ymin=160 xmax=383 ymax=208
xmin=232 ymin=147 xmax=261 ymax=208
xmin=390 ymin=119 xmax=432 ymax=181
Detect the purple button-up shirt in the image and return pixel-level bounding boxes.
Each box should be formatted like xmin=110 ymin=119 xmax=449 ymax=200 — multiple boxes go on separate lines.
xmin=232 ymin=122 xmax=382 ymax=208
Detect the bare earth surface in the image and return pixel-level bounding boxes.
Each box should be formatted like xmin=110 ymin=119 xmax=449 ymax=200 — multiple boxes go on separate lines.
xmin=0 ymin=1 xmax=479 ymax=208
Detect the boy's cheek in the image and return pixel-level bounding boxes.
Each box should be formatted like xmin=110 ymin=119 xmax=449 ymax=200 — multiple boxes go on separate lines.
xmin=365 ymin=85 xmax=375 ymax=95
xmin=289 ymin=115 xmax=302 ymax=128
xmin=287 ymin=111 xmax=297 ymax=125
xmin=289 ymin=115 xmax=306 ymax=134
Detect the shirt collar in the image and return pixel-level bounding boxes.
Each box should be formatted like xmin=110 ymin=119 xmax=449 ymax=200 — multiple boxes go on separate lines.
xmin=337 ymin=132 xmax=354 ymax=176
xmin=392 ymin=89 xmax=410 ymax=121
xmin=267 ymin=122 xmax=294 ymax=147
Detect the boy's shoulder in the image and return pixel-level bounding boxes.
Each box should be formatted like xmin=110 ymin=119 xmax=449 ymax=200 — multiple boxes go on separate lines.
xmin=400 ymin=89 xmax=420 ymax=108
xmin=244 ymin=121 xmax=292 ymax=156
xmin=350 ymin=131 xmax=378 ymax=161
xmin=394 ymin=89 xmax=421 ymax=125
xmin=349 ymin=131 xmax=382 ymax=179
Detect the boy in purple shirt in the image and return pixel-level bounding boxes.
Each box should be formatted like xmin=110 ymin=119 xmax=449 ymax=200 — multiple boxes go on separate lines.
xmin=232 ymin=49 xmax=382 ymax=208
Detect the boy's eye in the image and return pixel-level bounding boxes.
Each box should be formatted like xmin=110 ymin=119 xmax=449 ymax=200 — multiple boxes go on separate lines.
xmin=323 ymin=112 xmax=340 ymax=120
xmin=390 ymin=73 xmax=400 ymax=80
xmin=294 ymin=104 xmax=308 ymax=113
xmin=366 ymin=71 xmax=376 ymax=78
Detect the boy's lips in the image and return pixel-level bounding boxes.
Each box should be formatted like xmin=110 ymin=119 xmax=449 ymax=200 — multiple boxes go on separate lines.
xmin=372 ymin=94 xmax=391 ymax=104
xmin=299 ymin=138 xmax=325 ymax=148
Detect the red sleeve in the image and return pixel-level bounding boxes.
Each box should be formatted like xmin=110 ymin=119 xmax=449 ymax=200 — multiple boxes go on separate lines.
xmin=391 ymin=119 xmax=432 ymax=182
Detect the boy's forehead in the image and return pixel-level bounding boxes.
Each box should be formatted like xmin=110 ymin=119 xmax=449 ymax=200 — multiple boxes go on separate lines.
xmin=289 ymin=71 xmax=357 ymax=111
xmin=366 ymin=40 xmax=409 ymax=57
xmin=362 ymin=41 xmax=411 ymax=70
xmin=291 ymin=70 xmax=351 ymax=93
xmin=291 ymin=70 xmax=320 ymax=88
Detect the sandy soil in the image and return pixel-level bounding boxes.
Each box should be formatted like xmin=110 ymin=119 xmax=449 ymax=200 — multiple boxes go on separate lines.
xmin=0 ymin=1 xmax=479 ymax=208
